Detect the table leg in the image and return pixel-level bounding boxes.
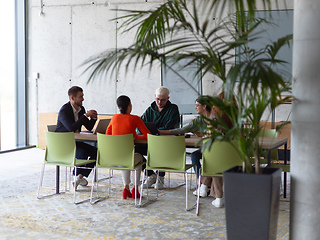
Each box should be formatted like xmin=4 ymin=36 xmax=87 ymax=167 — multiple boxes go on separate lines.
xmin=56 ymin=166 xmax=60 ymax=194
xmin=267 ymin=150 xmax=271 ymax=166
xmin=271 ymin=109 xmax=275 ymax=129
xmin=283 ymin=143 xmax=287 ymax=198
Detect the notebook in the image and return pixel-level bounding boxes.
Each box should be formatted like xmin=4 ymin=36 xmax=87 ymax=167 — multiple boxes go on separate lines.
xmin=144 ymin=122 xmax=160 ymax=135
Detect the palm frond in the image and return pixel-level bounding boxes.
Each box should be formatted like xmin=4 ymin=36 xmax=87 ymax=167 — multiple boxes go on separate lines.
xmin=82 ymin=0 xmax=291 ymax=173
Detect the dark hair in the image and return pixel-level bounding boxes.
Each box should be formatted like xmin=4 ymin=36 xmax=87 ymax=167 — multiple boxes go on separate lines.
xmin=117 ymin=95 xmax=131 ymax=114
xmin=68 ymin=86 xmax=83 ymax=97
xmin=196 ymin=95 xmax=212 ymax=112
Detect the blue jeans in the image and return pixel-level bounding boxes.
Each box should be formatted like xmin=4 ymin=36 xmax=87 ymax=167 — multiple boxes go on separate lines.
xmin=191 ymin=149 xmax=202 ymax=179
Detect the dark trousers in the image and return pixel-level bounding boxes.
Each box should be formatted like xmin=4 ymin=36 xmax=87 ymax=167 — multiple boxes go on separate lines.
xmin=191 ymin=149 xmax=202 ymax=179
xmin=73 ymin=141 xmax=97 ymax=177
xmin=135 ymin=143 xmax=166 ymax=177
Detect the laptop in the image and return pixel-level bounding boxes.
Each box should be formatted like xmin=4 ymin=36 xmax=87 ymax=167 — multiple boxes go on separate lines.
xmin=80 ymin=119 xmax=111 ymax=134
xmin=93 ymin=119 xmax=111 ymax=134
xmin=144 ymin=122 xmax=160 ymax=135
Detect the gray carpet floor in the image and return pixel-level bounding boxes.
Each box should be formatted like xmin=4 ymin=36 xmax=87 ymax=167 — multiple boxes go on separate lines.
xmin=0 ymin=148 xmax=290 ymax=239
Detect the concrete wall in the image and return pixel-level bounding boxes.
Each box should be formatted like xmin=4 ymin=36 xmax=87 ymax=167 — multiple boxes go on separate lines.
xmin=27 ymin=0 xmax=294 ymax=146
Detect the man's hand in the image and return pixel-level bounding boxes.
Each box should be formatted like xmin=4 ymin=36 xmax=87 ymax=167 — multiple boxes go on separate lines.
xmin=86 ymin=110 xmax=98 ymax=118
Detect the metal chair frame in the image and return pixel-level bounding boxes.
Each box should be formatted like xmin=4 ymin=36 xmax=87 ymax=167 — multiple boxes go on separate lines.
xmin=196 ymin=140 xmax=242 ymax=215
xmin=138 ymin=134 xmax=196 ymax=211
xmin=90 ymin=133 xmax=143 ymax=206
xmin=37 ymin=131 xmax=96 ymax=204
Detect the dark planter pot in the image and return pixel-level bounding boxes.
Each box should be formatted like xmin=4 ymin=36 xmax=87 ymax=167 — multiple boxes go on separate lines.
xmin=223 ymin=166 xmax=282 ymax=240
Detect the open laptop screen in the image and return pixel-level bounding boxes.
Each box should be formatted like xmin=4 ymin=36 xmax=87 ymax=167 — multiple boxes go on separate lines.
xmin=144 ymin=122 xmax=160 ymax=135
xmin=93 ymin=119 xmax=111 ymax=134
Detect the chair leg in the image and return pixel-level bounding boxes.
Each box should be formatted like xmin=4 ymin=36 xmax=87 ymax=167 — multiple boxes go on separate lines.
xmin=138 ymin=169 xmax=146 ymax=206
xmin=196 ymin=174 xmax=201 ymax=215
xmin=73 ymin=168 xmax=78 ymax=204
xmin=134 ymin=169 xmax=137 ymax=206
xmin=96 ymin=168 xmax=100 ymax=198
xmin=137 ymin=169 xmax=158 ymax=208
xmin=190 ymin=170 xmax=192 ymax=190
xmin=185 ymin=172 xmax=188 ymax=210
xmin=96 ymin=169 xmax=113 ymax=183
xmin=169 ymin=172 xmax=186 ymax=189
xmin=38 ymin=164 xmax=71 ymax=199
xmin=37 ymin=163 xmax=46 ymax=199
xmin=109 ymin=169 xmax=112 ymax=198
xmin=73 ymin=165 xmax=97 ymax=205
xmin=67 ymin=167 xmax=72 ymax=191
xmin=90 ymin=167 xmax=97 ymax=204
xmin=190 ymin=165 xmax=197 ymax=190
xmin=90 ymin=168 xmax=110 ymax=205
xmin=185 ymin=171 xmax=197 ymax=212
xmin=64 ymin=167 xmax=68 ymax=192
xmin=156 ymin=172 xmax=159 ymax=198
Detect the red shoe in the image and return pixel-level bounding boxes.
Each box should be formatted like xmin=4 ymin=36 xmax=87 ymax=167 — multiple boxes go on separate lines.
xmin=132 ymin=187 xmax=140 ymax=199
xmin=122 ymin=188 xmax=132 ymax=199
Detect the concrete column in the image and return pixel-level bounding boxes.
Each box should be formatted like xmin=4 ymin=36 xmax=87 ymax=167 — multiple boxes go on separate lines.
xmin=290 ymin=0 xmax=320 ymax=239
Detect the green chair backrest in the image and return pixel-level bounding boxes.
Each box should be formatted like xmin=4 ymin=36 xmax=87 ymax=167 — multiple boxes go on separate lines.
xmin=202 ymin=140 xmax=242 ymax=177
xmin=258 ymin=129 xmax=278 ymax=161
xmin=45 ymin=131 xmax=76 ymax=166
xmin=96 ymin=133 xmax=135 ymax=170
xmin=147 ymin=134 xmax=186 ymax=172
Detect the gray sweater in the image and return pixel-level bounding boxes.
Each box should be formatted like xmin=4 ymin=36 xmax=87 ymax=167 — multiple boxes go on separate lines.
xmin=169 ymin=116 xmax=208 ymax=135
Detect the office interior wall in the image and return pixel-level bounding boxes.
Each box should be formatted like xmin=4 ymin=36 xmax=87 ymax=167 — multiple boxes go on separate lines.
xmin=27 ymin=0 xmax=294 ymax=146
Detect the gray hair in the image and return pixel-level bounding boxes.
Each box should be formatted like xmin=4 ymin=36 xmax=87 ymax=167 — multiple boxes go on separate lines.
xmin=155 ymin=86 xmax=170 ymax=96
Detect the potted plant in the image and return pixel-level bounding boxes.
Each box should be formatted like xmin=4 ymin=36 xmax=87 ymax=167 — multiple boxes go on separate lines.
xmin=82 ymin=0 xmax=292 ymax=239
xmin=200 ymin=64 xmax=291 ymax=240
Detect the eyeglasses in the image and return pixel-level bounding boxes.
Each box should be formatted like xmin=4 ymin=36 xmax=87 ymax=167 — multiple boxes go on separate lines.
xmin=156 ymin=98 xmax=168 ymax=103
xmin=195 ymin=104 xmax=202 ymax=108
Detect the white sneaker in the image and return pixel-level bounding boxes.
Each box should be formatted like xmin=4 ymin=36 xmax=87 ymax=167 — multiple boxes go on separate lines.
xmin=193 ymin=184 xmax=209 ymax=197
xmin=143 ymin=174 xmax=157 ymax=188
xmin=72 ymin=176 xmax=81 ymax=190
xmin=79 ymin=177 xmax=88 ymax=186
xmin=154 ymin=176 xmax=165 ymax=190
xmin=212 ymin=198 xmax=224 ymax=208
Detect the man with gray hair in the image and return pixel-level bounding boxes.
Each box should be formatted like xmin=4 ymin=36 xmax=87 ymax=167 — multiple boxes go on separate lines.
xmin=140 ymin=86 xmax=180 ymax=189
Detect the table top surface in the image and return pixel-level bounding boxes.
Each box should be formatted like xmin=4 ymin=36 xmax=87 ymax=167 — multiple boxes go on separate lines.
xmin=74 ymin=133 xmax=287 ymax=149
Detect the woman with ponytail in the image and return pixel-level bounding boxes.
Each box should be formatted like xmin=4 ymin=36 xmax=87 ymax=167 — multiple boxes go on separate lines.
xmin=106 ymin=95 xmax=150 ymax=199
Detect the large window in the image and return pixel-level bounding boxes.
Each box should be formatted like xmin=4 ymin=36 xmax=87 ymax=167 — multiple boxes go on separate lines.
xmin=0 ymin=0 xmax=26 ymax=151
xmin=162 ymin=59 xmax=202 ymax=115
xmin=237 ymin=10 xmax=293 ymax=81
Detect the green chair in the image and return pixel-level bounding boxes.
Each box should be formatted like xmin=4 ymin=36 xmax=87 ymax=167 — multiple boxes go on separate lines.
xmin=196 ymin=140 xmax=242 ymax=215
xmin=90 ymin=133 xmax=144 ymax=206
xmin=258 ymin=129 xmax=278 ymax=164
xmin=258 ymin=129 xmax=290 ymax=172
xmin=139 ymin=134 xmax=195 ymax=211
xmin=37 ymin=131 xmax=96 ymax=204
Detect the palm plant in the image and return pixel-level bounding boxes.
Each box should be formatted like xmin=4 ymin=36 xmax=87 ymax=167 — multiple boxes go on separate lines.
xmin=82 ymin=0 xmax=292 ymax=174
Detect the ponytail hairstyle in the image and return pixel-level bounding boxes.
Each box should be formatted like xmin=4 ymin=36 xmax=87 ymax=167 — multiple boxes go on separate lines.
xmin=117 ymin=95 xmax=131 ymax=114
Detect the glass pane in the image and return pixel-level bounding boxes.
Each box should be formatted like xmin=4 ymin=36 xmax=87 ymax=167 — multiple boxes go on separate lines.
xmin=0 ymin=1 xmax=16 ymax=151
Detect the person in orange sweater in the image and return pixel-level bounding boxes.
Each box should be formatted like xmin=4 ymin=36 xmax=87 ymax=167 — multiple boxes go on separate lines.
xmin=106 ymin=95 xmax=150 ymax=199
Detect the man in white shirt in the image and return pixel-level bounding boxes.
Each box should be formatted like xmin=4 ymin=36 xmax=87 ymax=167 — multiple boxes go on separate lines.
xmin=56 ymin=86 xmax=97 ymax=189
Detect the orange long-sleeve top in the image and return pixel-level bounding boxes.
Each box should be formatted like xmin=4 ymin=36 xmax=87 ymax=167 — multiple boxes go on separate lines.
xmin=106 ymin=113 xmax=150 ymax=140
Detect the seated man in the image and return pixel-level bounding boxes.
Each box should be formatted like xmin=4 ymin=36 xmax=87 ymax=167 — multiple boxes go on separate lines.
xmin=56 ymin=86 xmax=98 ymax=190
xmin=140 ymin=86 xmax=180 ymax=189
